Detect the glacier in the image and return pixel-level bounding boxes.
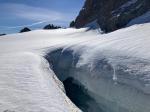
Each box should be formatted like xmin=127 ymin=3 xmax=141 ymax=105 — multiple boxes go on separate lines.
xmin=0 ymin=23 xmax=150 ymax=112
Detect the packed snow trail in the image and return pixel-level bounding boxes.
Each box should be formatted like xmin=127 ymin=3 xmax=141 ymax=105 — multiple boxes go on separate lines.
xmin=0 ymin=23 xmax=150 ymax=112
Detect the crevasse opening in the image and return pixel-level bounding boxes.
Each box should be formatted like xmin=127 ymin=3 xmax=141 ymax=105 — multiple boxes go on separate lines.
xmin=45 ymin=48 xmax=150 ymax=112
xmin=45 ymin=49 xmax=103 ymax=112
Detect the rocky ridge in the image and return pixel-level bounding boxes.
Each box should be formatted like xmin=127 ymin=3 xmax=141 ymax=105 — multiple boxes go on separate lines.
xmin=74 ymin=0 xmax=150 ymax=32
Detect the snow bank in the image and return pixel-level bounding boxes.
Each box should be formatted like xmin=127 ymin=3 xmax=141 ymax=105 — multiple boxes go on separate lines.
xmin=0 ymin=52 xmax=80 ymax=112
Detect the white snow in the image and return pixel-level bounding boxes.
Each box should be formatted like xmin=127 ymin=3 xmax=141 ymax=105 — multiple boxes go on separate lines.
xmin=0 ymin=29 xmax=87 ymax=112
xmin=0 ymin=52 xmax=81 ymax=112
xmin=0 ymin=23 xmax=150 ymax=112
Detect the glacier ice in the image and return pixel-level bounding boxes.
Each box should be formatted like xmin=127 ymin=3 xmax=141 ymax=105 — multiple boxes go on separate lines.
xmin=0 ymin=24 xmax=150 ymax=112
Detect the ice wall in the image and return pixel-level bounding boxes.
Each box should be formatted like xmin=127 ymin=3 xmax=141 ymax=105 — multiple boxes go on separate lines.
xmin=45 ymin=48 xmax=150 ymax=112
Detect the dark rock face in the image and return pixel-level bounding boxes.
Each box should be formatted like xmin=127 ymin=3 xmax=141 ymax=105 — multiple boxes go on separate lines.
xmin=75 ymin=0 xmax=150 ymax=32
xmin=70 ymin=21 xmax=75 ymax=27
xmin=20 ymin=27 xmax=31 ymax=33
xmin=43 ymin=24 xmax=61 ymax=30
xmin=0 ymin=34 xmax=6 ymax=36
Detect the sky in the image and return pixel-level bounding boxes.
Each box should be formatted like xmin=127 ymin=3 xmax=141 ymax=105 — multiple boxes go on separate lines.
xmin=0 ymin=0 xmax=84 ymax=34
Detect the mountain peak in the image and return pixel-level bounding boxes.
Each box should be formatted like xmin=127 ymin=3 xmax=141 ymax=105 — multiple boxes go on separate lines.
xmin=74 ymin=0 xmax=150 ymax=32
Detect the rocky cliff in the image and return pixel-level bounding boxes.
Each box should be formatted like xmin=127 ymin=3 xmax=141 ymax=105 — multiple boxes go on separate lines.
xmin=75 ymin=0 xmax=150 ymax=32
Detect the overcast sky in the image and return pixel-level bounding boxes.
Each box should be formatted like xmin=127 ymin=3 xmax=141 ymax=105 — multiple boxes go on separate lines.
xmin=0 ymin=0 xmax=84 ymax=34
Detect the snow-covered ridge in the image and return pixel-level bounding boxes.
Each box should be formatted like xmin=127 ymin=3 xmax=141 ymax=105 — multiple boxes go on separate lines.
xmin=0 ymin=23 xmax=150 ymax=112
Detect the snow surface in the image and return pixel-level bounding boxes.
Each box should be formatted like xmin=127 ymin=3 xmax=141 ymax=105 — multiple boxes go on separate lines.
xmin=0 ymin=29 xmax=88 ymax=112
xmin=0 ymin=52 xmax=79 ymax=112
xmin=0 ymin=23 xmax=150 ymax=112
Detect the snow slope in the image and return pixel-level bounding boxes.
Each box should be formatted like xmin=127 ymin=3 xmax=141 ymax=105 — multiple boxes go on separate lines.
xmin=0 ymin=23 xmax=150 ymax=112
xmin=0 ymin=52 xmax=80 ymax=112
xmin=0 ymin=29 xmax=89 ymax=112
